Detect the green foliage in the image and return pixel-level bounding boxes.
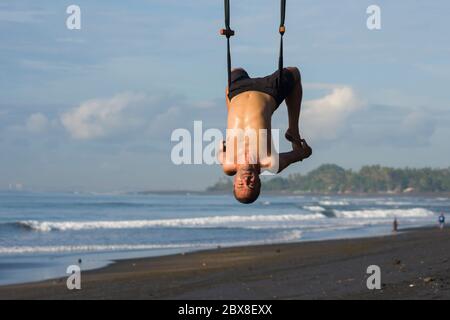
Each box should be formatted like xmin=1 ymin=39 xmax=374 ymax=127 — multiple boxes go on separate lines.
xmin=207 ymin=164 xmax=450 ymax=193
xmin=207 ymin=177 xmax=233 ymax=192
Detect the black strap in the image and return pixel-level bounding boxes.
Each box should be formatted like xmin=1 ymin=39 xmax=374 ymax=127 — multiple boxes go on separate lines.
xmin=279 ymin=0 xmax=286 ymax=82
xmin=224 ymin=0 xmax=230 ymax=29
xmin=280 ymin=0 xmax=286 ymax=27
xmin=222 ymin=0 xmax=234 ymax=89
xmin=226 ymin=37 xmax=232 ymax=89
xmin=221 ymin=0 xmax=286 ymax=88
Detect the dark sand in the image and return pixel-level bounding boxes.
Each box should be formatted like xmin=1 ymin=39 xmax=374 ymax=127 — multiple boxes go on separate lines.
xmin=1 ymin=227 xmax=449 ymax=300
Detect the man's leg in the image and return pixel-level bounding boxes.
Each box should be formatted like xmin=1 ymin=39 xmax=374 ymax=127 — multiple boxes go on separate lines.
xmin=284 ymin=67 xmax=303 ymax=141
xmin=284 ymin=67 xmax=312 ymax=159
xmin=226 ymin=68 xmax=246 ymax=108
xmin=231 ymin=67 xmax=245 ymax=73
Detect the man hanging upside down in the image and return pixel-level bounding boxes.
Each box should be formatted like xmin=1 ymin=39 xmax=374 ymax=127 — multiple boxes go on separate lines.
xmin=218 ymin=67 xmax=312 ymax=204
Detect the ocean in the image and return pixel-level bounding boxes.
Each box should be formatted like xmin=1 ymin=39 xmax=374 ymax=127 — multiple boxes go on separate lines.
xmin=0 ymin=191 xmax=448 ymax=286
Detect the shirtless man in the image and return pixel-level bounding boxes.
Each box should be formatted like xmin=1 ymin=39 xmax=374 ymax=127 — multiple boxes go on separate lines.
xmin=219 ymin=67 xmax=312 ymax=204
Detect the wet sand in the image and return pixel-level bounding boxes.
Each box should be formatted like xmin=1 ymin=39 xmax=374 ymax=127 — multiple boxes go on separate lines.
xmin=0 ymin=227 xmax=449 ymax=300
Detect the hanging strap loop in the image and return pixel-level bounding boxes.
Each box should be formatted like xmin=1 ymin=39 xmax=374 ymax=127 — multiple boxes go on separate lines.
xmin=220 ymin=0 xmax=235 ymax=89
xmin=220 ymin=0 xmax=287 ymax=89
xmin=278 ymin=0 xmax=287 ymax=83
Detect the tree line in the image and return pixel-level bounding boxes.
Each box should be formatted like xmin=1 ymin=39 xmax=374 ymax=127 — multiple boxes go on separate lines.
xmin=207 ymin=164 xmax=450 ymax=194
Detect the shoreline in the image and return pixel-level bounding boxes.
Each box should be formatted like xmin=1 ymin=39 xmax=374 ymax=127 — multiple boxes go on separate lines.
xmin=1 ymin=226 xmax=449 ymax=299
xmin=137 ymin=190 xmax=450 ymax=197
xmin=3 ymin=190 xmax=449 ymax=198
xmin=0 ymin=228 xmax=394 ymax=287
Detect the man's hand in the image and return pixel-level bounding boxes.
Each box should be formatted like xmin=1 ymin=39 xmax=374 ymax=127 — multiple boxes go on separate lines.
xmin=217 ymin=140 xmax=226 ymax=164
xmin=218 ymin=140 xmax=236 ymax=176
xmin=226 ymin=87 xmax=231 ymax=110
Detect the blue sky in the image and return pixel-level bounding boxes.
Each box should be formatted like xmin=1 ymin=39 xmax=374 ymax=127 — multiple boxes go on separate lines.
xmin=0 ymin=0 xmax=449 ymax=191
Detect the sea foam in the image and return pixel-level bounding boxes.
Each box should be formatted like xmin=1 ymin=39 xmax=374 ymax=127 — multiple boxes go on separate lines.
xmin=17 ymin=214 xmax=325 ymax=232
xmin=0 ymin=229 xmax=303 ymax=254
xmin=334 ymin=208 xmax=434 ymax=219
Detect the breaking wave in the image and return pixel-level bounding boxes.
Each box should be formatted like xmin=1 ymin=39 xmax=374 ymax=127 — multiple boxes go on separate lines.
xmin=10 ymin=207 xmax=435 ymax=233
xmin=16 ymin=214 xmax=325 ymax=232
xmin=303 ymin=206 xmax=326 ymax=212
xmin=0 ymin=244 xmax=196 ymax=254
xmin=334 ymin=208 xmax=434 ymax=219
xmin=0 ymin=229 xmax=303 ymax=255
xmin=319 ymin=200 xmax=350 ymax=206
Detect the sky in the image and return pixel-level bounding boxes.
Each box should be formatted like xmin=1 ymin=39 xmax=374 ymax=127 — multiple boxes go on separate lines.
xmin=0 ymin=0 xmax=449 ymax=192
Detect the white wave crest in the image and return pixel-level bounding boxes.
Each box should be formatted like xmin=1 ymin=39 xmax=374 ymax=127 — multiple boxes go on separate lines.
xmin=0 ymin=229 xmax=303 ymax=255
xmin=374 ymin=201 xmax=411 ymax=206
xmin=0 ymin=244 xmax=197 ymax=254
xmin=303 ymin=206 xmax=326 ymax=212
xmin=319 ymin=200 xmax=349 ymax=206
xmin=18 ymin=214 xmax=325 ymax=232
xmin=277 ymin=229 xmax=303 ymax=241
xmin=334 ymin=208 xmax=434 ymax=219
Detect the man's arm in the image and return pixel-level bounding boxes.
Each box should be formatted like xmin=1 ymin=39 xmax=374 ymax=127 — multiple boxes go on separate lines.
xmin=219 ymin=89 xmax=235 ymax=175
xmin=218 ymin=140 xmax=236 ymax=176
xmin=226 ymin=87 xmax=231 ymax=110
xmin=284 ymin=67 xmax=304 ymax=146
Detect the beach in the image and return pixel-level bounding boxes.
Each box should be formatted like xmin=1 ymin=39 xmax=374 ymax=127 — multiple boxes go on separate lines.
xmin=2 ymin=192 xmax=445 ymax=286
xmin=1 ymin=227 xmax=449 ymax=300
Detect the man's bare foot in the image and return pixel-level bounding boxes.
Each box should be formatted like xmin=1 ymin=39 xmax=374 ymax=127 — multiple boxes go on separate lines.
xmin=285 ymin=129 xmax=304 ymax=150
xmin=285 ymin=129 xmax=300 ymax=145
xmin=285 ymin=130 xmax=312 ymax=161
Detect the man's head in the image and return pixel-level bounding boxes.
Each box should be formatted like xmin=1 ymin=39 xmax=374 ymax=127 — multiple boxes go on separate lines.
xmin=233 ymin=164 xmax=261 ymax=204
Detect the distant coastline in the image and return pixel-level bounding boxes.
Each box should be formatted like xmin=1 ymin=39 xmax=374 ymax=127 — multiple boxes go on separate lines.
xmin=207 ymin=164 xmax=450 ymax=195
xmin=137 ymin=190 xmax=450 ymax=197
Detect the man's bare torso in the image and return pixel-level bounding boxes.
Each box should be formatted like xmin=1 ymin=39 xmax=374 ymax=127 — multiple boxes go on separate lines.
xmin=224 ymin=91 xmax=277 ymax=172
xmin=227 ymin=91 xmax=276 ymax=131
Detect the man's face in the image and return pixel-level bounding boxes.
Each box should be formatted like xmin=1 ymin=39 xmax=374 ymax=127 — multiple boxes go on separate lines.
xmin=235 ymin=170 xmax=258 ymax=190
xmin=233 ymin=166 xmax=261 ymax=204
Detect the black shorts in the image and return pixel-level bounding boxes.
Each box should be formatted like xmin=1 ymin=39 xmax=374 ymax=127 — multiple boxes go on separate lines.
xmin=228 ymin=68 xmax=296 ymax=106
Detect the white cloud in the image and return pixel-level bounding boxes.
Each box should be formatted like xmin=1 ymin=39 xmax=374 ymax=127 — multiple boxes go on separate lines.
xmin=302 ymin=86 xmax=365 ymax=141
xmin=150 ymin=106 xmax=181 ymax=130
xmin=194 ymin=100 xmax=217 ymax=109
xmin=334 ymin=104 xmax=440 ymax=148
xmin=399 ymin=111 xmax=437 ymax=145
xmin=61 ymin=93 xmax=145 ymax=140
xmin=303 ymin=83 xmax=341 ymax=90
xmin=26 ymin=113 xmax=49 ymax=133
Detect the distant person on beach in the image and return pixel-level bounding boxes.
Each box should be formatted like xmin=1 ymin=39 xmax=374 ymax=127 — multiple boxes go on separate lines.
xmin=219 ymin=67 xmax=312 ymax=204
xmin=393 ymin=218 xmax=398 ymax=232
xmin=439 ymin=213 xmax=445 ymax=230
